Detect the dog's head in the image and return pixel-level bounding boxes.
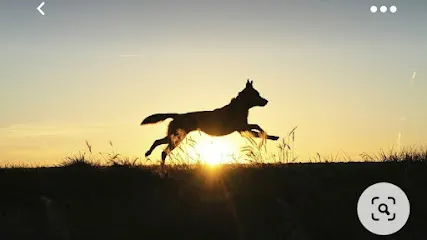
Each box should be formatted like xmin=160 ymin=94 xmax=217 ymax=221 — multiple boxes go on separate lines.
xmin=238 ymin=79 xmax=269 ymax=107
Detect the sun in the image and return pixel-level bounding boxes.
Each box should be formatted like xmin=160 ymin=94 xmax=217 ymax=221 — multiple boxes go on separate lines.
xmin=192 ymin=135 xmax=239 ymax=165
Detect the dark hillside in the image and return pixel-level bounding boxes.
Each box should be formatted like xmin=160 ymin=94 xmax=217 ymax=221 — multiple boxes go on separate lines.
xmin=1 ymin=161 xmax=426 ymax=240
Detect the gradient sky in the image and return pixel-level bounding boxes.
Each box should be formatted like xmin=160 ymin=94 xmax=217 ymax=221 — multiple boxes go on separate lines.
xmin=1 ymin=0 xmax=426 ymax=165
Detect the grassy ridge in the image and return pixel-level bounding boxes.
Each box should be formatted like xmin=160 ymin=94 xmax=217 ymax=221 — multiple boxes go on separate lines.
xmin=1 ymin=158 xmax=427 ymax=240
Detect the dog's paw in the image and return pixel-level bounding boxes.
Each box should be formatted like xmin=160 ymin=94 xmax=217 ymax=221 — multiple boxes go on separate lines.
xmin=145 ymin=151 xmax=151 ymax=157
xmin=268 ymin=135 xmax=280 ymax=141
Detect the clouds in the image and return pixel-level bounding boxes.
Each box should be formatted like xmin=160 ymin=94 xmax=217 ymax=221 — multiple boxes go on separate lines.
xmin=397 ymin=132 xmax=402 ymax=150
xmin=411 ymin=71 xmax=417 ymax=86
xmin=119 ymin=54 xmax=143 ymax=58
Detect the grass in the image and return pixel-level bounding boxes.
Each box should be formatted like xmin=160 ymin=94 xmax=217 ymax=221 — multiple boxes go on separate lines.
xmin=0 ymin=130 xmax=426 ymax=239
xmin=39 ymin=126 xmax=300 ymax=169
xmin=361 ymin=145 xmax=427 ymax=162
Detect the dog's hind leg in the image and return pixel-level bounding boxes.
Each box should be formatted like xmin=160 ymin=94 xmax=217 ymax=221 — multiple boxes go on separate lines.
xmin=161 ymin=131 xmax=186 ymax=166
xmin=161 ymin=150 xmax=168 ymax=168
xmin=145 ymin=136 xmax=169 ymax=157
xmin=161 ymin=143 xmax=175 ymax=167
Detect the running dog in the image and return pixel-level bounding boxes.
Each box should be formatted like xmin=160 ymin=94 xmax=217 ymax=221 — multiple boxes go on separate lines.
xmin=140 ymin=79 xmax=280 ymax=165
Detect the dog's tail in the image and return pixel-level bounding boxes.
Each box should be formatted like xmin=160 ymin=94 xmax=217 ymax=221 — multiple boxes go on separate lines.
xmin=140 ymin=113 xmax=179 ymax=125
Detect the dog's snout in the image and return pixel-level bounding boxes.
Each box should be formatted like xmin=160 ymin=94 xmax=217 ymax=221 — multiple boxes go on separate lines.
xmin=260 ymin=98 xmax=268 ymax=106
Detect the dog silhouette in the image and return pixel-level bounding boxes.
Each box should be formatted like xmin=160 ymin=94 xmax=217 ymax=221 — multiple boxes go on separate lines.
xmin=141 ymin=79 xmax=279 ymax=165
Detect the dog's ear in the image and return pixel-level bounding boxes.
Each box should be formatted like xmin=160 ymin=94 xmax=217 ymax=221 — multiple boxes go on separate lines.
xmin=246 ymin=79 xmax=253 ymax=88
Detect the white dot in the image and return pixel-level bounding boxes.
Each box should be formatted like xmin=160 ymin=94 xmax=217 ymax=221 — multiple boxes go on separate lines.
xmin=370 ymin=6 xmax=377 ymax=13
xmin=390 ymin=6 xmax=397 ymax=13
xmin=380 ymin=6 xmax=387 ymax=13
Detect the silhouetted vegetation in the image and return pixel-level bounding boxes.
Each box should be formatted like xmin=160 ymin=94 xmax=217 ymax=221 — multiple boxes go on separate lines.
xmin=1 ymin=137 xmax=426 ymax=239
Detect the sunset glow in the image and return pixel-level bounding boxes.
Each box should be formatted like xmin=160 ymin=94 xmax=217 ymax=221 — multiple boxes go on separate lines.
xmin=187 ymin=134 xmax=240 ymax=165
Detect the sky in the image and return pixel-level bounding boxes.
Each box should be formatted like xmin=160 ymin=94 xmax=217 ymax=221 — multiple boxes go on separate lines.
xmin=1 ymin=0 xmax=426 ymax=165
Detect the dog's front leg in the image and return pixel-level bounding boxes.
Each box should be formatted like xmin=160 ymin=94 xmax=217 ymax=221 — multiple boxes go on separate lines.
xmin=247 ymin=124 xmax=264 ymax=133
xmin=247 ymin=124 xmax=279 ymax=141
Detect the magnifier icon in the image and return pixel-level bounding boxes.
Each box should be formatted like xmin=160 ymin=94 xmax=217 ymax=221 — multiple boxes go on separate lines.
xmin=378 ymin=203 xmax=390 ymax=215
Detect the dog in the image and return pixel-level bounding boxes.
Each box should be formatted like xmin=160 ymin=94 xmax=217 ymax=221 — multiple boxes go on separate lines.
xmin=140 ymin=79 xmax=280 ymax=166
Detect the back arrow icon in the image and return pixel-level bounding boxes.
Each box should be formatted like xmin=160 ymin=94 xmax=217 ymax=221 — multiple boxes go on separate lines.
xmin=37 ymin=2 xmax=45 ymax=16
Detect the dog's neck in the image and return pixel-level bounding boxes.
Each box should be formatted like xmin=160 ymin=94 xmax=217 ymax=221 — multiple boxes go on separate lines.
xmin=227 ymin=95 xmax=252 ymax=113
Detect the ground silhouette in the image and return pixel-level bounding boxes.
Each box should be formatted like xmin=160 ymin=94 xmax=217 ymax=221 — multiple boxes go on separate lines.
xmin=1 ymin=159 xmax=426 ymax=240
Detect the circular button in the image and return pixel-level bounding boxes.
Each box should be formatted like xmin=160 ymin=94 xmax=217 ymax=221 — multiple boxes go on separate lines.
xmin=357 ymin=182 xmax=410 ymax=235
xmin=380 ymin=6 xmax=388 ymax=13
